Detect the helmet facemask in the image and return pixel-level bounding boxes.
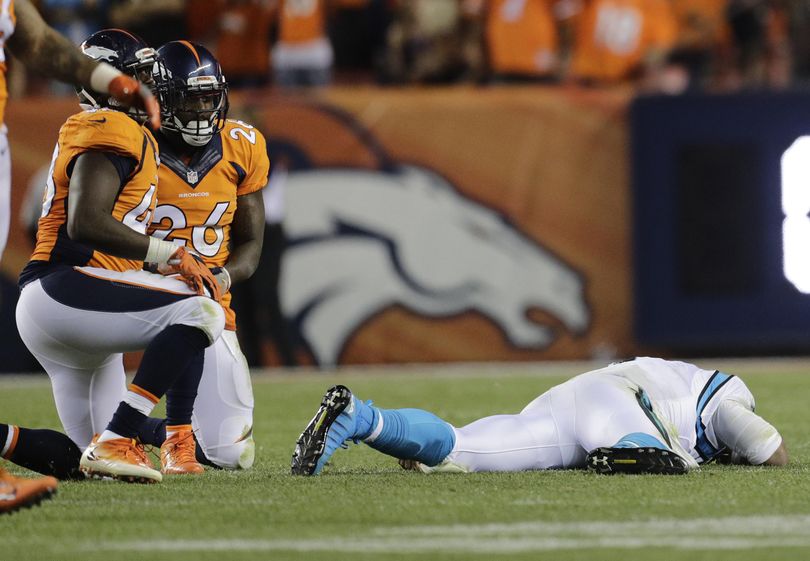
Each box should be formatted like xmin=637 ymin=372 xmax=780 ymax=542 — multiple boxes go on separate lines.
xmin=156 ymin=73 xmax=229 ymax=147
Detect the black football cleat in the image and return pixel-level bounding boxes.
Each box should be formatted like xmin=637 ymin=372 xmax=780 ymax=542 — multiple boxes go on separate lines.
xmin=291 ymin=385 xmax=354 ymax=476
xmin=587 ymin=446 xmax=688 ymax=475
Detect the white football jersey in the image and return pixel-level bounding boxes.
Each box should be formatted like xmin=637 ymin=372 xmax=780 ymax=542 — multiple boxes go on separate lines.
xmin=596 ymin=357 xmax=755 ymax=464
xmin=435 ymin=357 xmax=774 ymax=473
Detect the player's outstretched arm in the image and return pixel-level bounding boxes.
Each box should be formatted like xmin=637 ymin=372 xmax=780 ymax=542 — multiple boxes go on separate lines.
xmin=7 ymin=0 xmax=97 ymax=89
xmin=7 ymin=0 xmax=160 ymax=129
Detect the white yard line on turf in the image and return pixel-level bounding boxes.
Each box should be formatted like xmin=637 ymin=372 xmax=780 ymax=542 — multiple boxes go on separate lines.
xmin=86 ymin=515 xmax=810 ymax=553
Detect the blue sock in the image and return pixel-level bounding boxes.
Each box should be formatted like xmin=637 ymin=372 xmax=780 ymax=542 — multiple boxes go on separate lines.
xmin=106 ymin=402 xmax=148 ymax=440
xmin=613 ymin=432 xmax=669 ymax=450
xmin=166 ymin=351 xmax=204 ymax=427
xmin=363 ymin=408 xmax=455 ymax=467
xmin=131 ymin=325 xmax=209 ymax=403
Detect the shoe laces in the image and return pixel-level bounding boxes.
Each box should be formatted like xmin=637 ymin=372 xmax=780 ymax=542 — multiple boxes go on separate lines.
xmin=166 ymin=431 xmax=197 ymax=464
xmin=143 ymin=443 xmax=160 ymax=465
xmin=106 ymin=438 xmax=150 ymax=466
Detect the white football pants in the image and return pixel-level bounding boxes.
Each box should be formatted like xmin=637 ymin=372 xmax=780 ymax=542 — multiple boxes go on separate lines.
xmin=192 ymin=330 xmax=255 ymax=469
xmin=444 ymin=371 xmax=679 ymax=472
xmin=16 ymin=266 xmax=225 ymax=449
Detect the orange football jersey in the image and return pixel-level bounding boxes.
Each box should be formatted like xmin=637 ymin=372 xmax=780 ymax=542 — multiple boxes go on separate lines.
xmin=148 ymin=119 xmax=270 ymax=331
xmin=485 ymin=0 xmax=560 ymax=76
xmin=278 ymin=0 xmax=327 ymax=44
xmin=30 ymin=109 xmax=159 ymax=272
xmin=570 ymin=0 xmax=678 ymax=82
xmin=0 ymin=0 xmax=16 ymax=126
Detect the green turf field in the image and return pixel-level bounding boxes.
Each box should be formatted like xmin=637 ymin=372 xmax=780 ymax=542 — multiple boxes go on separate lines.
xmin=3 ymin=359 xmax=810 ymax=561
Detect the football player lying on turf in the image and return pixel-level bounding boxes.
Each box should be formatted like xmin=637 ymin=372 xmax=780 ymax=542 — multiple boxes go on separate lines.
xmin=291 ymin=357 xmax=787 ymax=475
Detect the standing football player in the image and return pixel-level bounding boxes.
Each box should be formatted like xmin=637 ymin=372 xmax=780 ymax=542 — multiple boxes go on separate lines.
xmin=1 ymin=1 xmax=158 ymax=510
xmin=15 ymin=29 xmax=224 ymax=484
xmin=291 ymin=357 xmax=787 ymax=475
xmin=140 ymin=41 xmax=268 ymax=470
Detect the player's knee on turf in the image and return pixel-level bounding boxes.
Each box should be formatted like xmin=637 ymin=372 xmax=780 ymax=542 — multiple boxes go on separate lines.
xmin=201 ymin=436 xmax=255 ymax=470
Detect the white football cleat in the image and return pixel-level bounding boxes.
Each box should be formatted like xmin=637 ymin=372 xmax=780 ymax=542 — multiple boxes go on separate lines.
xmin=80 ymin=435 xmax=162 ymax=483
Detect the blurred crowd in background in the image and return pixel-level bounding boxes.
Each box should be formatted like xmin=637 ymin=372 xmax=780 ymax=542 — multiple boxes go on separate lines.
xmin=9 ymin=0 xmax=810 ymax=96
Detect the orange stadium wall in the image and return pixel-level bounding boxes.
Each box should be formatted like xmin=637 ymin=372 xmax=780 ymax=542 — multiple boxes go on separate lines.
xmin=0 ymin=87 xmax=638 ymax=370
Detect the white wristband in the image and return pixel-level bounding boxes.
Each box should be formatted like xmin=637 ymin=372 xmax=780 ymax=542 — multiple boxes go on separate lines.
xmin=90 ymin=62 xmax=123 ymax=94
xmin=217 ymin=267 xmax=232 ymax=293
xmin=145 ymin=237 xmax=178 ymax=264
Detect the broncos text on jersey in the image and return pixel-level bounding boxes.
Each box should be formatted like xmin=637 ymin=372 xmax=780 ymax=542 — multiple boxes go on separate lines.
xmin=148 ymin=119 xmax=270 ymax=331
xmin=26 ymin=108 xmax=159 ymax=277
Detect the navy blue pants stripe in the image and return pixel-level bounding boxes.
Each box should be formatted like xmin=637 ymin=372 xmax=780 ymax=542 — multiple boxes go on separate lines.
xmin=40 ymin=267 xmax=193 ymax=313
xmin=694 ymin=371 xmax=734 ymax=461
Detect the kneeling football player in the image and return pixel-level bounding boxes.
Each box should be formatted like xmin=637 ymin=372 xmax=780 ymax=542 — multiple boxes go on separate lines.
xmin=17 ymin=29 xmax=223 ymax=484
xmin=135 ymin=40 xmax=268 ymax=471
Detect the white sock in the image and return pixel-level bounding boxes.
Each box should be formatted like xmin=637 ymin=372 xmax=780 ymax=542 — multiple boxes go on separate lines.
xmin=97 ymin=430 xmax=127 ymax=443
xmin=124 ymin=385 xmax=158 ymax=416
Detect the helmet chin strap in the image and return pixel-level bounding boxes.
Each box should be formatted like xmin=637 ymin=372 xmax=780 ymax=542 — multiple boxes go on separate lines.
xmin=173 ymin=116 xmax=214 ymax=147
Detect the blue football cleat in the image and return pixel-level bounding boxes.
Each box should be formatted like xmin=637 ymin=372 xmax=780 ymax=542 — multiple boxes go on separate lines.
xmin=291 ymin=385 xmax=371 ymax=475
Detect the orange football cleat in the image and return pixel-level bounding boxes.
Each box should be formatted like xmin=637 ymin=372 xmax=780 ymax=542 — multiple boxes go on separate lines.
xmin=0 ymin=467 xmax=58 ymax=514
xmin=80 ymin=435 xmax=162 ymax=483
xmin=160 ymin=430 xmax=204 ymax=475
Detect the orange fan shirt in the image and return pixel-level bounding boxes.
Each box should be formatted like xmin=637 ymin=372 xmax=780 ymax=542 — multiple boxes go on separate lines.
xmin=570 ymin=0 xmax=678 ymax=82
xmin=278 ymin=0 xmax=327 ymax=44
xmin=0 ymin=0 xmax=16 ymax=127
xmin=28 ymin=109 xmax=159 ymax=273
xmin=217 ymin=1 xmax=275 ymax=79
xmin=485 ymin=0 xmax=560 ymax=76
xmin=148 ymin=119 xmax=270 ymax=331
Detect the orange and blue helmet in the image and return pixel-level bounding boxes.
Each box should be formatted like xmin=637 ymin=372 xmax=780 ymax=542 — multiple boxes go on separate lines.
xmin=153 ymin=40 xmax=229 ymax=147
xmin=77 ymin=28 xmax=159 ymax=118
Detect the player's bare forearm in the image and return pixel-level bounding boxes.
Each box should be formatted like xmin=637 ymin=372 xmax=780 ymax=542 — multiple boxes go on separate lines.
xmin=225 ymin=191 xmax=265 ymax=284
xmin=66 ymin=152 xmax=150 ymax=260
xmin=7 ymin=0 xmax=96 ymax=86
xmin=69 ymin=213 xmax=150 ymax=260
